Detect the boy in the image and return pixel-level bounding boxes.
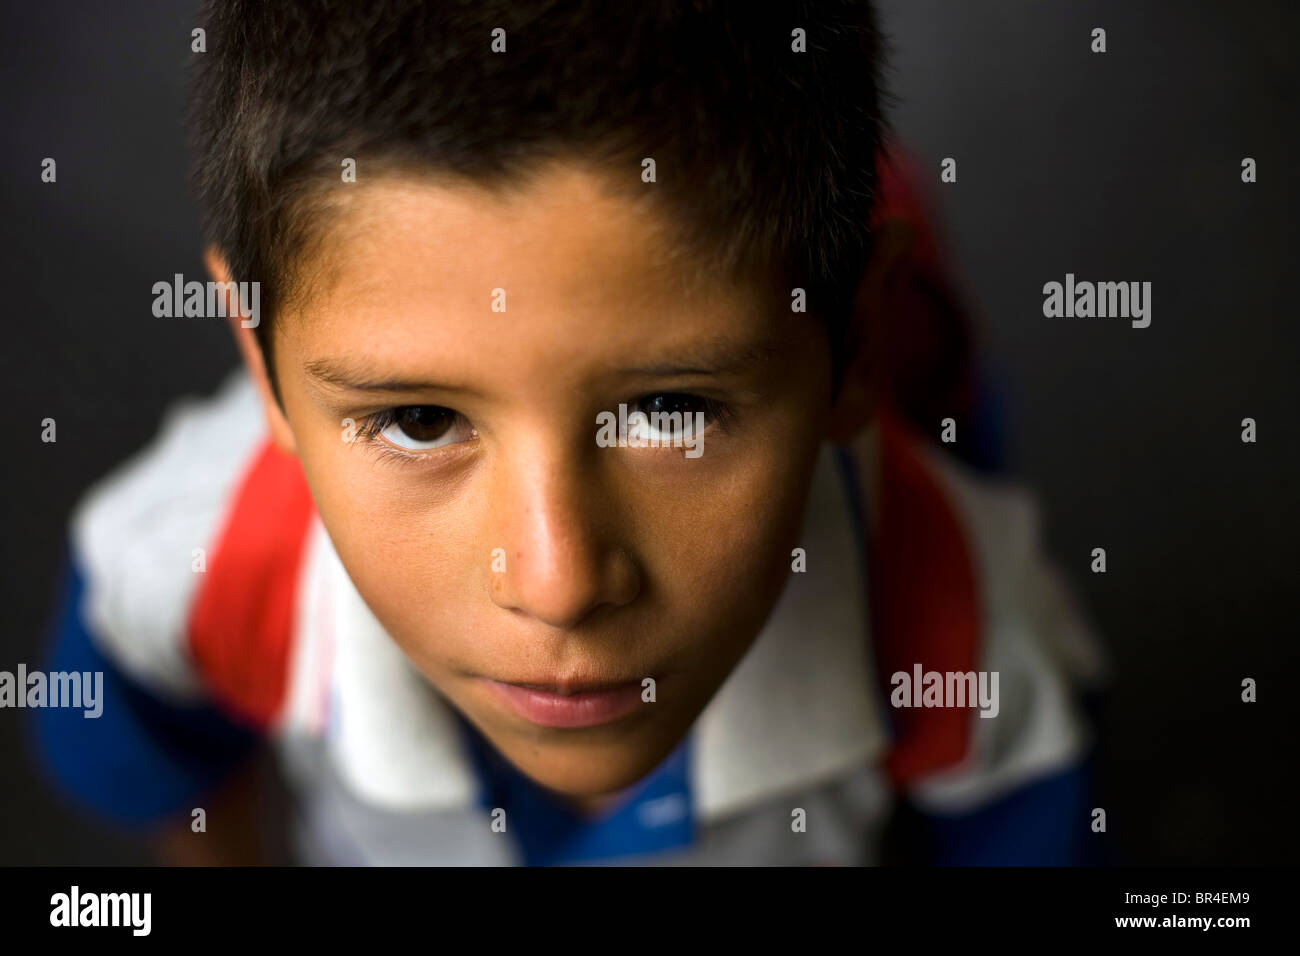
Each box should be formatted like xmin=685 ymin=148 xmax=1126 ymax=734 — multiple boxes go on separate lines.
xmin=34 ymin=0 xmax=1104 ymax=865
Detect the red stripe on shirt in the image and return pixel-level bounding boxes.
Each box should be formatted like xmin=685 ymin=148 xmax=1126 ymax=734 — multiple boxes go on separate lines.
xmin=187 ymin=439 xmax=316 ymax=729
xmin=869 ymin=402 xmax=982 ymax=785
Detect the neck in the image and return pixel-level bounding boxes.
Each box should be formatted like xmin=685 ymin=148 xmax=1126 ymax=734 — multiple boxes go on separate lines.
xmin=563 ymin=790 xmax=625 ymax=819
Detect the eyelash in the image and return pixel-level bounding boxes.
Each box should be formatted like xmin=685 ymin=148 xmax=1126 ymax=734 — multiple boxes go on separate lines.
xmin=631 ymin=394 xmax=734 ymax=434
xmin=354 ymin=408 xmax=410 ymax=442
xmin=354 ymin=393 xmax=734 ymax=458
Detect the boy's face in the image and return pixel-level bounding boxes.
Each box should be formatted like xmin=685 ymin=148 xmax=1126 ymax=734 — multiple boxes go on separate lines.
xmin=267 ymin=163 xmax=836 ymax=807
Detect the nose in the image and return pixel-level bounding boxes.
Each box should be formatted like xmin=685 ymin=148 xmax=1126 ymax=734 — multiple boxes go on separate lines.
xmin=487 ymin=439 xmax=640 ymax=630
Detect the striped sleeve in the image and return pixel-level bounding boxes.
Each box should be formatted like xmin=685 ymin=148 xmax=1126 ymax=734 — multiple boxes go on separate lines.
xmin=31 ymin=371 xmax=271 ymax=826
xmin=903 ymin=443 xmax=1108 ymax=864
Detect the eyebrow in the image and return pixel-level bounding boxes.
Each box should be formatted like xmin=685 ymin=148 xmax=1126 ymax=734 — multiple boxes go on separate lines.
xmin=303 ymin=338 xmax=780 ymax=394
xmin=303 ymin=358 xmax=470 ymax=394
xmin=614 ymin=339 xmax=782 ymax=378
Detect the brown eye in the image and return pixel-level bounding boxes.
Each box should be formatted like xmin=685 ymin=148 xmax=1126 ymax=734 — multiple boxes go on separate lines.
xmin=378 ymin=405 xmax=474 ymax=450
xmin=396 ymin=406 xmax=453 ymax=442
xmin=628 ymin=393 xmax=720 ymax=442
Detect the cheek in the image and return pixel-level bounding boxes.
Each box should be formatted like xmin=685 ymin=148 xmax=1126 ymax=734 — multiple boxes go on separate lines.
xmin=640 ymin=427 xmax=823 ymax=646
xmin=293 ymin=431 xmax=481 ymax=648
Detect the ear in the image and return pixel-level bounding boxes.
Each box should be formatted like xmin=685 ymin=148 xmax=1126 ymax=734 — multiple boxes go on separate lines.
xmin=204 ymin=247 xmax=298 ymax=456
xmin=826 ymin=217 xmax=915 ymax=443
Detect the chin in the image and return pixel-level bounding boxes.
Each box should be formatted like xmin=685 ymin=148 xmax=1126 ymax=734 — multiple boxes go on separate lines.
xmin=494 ymin=723 xmax=682 ymax=798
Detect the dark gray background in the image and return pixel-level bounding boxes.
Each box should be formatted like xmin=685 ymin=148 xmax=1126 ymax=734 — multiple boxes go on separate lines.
xmin=1 ymin=0 xmax=1296 ymax=864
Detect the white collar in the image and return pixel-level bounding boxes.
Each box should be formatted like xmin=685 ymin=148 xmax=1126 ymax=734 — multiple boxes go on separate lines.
xmin=298 ymin=440 xmax=886 ymax=822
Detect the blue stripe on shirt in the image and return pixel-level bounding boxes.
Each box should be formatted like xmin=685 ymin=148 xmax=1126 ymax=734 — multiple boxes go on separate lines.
xmin=27 ymin=550 xmax=259 ymax=827
xmin=920 ymin=758 xmax=1100 ymax=865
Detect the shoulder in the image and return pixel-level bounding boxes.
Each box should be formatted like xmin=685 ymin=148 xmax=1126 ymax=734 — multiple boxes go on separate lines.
xmin=848 ymin=411 xmax=1106 ymax=810
xmin=69 ymin=370 xmax=269 ymax=701
xmin=912 ymin=438 xmax=1106 ymax=810
xmin=913 ymin=438 xmax=1107 ymax=689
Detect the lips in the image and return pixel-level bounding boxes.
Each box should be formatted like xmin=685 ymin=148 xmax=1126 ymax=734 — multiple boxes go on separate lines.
xmin=481 ymin=677 xmax=647 ymax=729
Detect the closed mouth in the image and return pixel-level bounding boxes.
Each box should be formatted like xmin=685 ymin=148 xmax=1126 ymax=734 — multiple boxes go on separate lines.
xmin=480 ymin=676 xmax=655 ymax=729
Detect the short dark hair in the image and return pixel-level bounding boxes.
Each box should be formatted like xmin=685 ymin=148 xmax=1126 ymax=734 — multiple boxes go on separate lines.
xmin=189 ymin=0 xmax=891 ymax=380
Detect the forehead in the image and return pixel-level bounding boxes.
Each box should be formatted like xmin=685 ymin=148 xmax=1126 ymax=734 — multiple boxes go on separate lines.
xmin=278 ymin=162 xmax=775 ymax=368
